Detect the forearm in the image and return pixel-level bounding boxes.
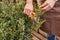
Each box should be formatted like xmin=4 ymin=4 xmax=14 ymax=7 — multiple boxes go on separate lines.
xmin=26 ymin=0 xmax=33 ymax=4
xmin=48 ymin=0 xmax=58 ymax=1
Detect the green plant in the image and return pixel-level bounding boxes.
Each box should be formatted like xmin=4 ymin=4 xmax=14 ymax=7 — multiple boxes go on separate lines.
xmin=0 ymin=0 xmax=45 ymax=40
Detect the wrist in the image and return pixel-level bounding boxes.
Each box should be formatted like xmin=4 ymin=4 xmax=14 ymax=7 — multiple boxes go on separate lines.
xmin=26 ymin=0 xmax=33 ymax=4
xmin=53 ymin=0 xmax=58 ymax=2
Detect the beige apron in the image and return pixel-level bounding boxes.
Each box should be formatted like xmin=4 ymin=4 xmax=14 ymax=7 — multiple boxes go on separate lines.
xmin=40 ymin=0 xmax=60 ymax=37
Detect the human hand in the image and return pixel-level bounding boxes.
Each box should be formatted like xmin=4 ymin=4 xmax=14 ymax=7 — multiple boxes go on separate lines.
xmin=24 ymin=3 xmax=33 ymax=17
xmin=39 ymin=0 xmax=57 ymax=12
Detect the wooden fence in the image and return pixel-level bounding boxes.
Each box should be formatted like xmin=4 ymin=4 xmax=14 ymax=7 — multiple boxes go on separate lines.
xmin=32 ymin=29 xmax=60 ymax=40
xmin=32 ymin=29 xmax=47 ymax=40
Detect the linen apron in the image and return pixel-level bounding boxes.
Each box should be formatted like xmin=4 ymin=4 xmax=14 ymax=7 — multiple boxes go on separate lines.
xmin=40 ymin=0 xmax=60 ymax=37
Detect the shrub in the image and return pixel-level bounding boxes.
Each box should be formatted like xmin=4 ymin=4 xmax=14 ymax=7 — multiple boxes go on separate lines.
xmin=0 ymin=0 xmax=45 ymax=40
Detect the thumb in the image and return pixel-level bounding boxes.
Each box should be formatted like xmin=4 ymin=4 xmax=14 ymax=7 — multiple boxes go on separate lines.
xmin=28 ymin=12 xmax=33 ymax=19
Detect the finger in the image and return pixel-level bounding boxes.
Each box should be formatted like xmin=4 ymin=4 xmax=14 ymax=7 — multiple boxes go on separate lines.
xmin=26 ymin=9 xmax=32 ymax=15
xmin=29 ymin=12 xmax=32 ymax=17
xmin=40 ymin=1 xmax=47 ymax=8
xmin=23 ymin=9 xmax=25 ymax=13
xmin=23 ymin=9 xmax=27 ymax=14
xmin=24 ymin=9 xmax=30 ymax=15
xmin=25 ymin=9 xmax=29 ymax=15
xmin=42 ymin=4 xmax=51 ymax=11
xmin=29 ymin=14 xmax=32 ymax=18
xmin=24 ymin=9 xmax=33 ymax=17
xmin=42 ymin=4 xmax=50 ymax=10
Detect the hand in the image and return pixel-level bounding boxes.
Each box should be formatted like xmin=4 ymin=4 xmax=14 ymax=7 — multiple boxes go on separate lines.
xmin=24 ymin=3 xmax=33 ymax=17
xmin=40 ymin=0 xmax=57 ymax=12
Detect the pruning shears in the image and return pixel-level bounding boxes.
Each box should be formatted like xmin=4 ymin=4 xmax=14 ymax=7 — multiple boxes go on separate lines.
xmin=29 ymin=12 xmax=40 ymax=24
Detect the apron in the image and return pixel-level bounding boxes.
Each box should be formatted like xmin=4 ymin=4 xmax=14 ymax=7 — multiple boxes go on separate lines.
xmin=40 ymin=0 xmax=60 ymax=37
